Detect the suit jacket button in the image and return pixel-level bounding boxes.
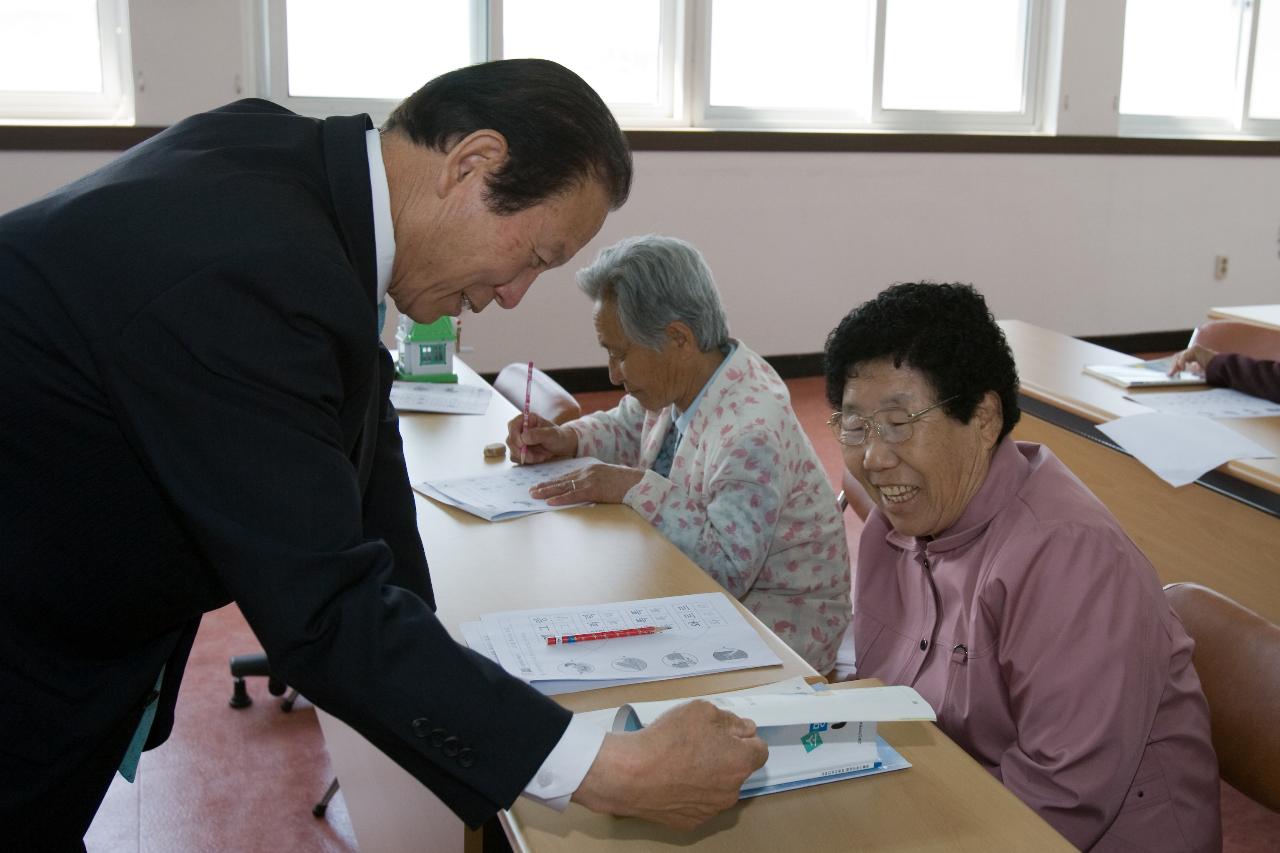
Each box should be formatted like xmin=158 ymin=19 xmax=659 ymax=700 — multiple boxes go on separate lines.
xmin=430 ymin=728 xmax=447 ymax=748
xmin=442 ymin=736 xmax=462 ymax=758
xmin=457 ymin=747 xmax=475 ymax=768
xmin=411 ymin=717 xmax=431 ymax=738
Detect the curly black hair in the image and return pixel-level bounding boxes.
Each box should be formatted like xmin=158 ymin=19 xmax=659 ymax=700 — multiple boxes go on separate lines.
xmin=822 ymin=282 xmax=1021 ymax=441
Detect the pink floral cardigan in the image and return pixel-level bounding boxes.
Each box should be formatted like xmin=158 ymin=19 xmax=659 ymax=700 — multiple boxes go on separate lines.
xmin=567 ymin=342 xmax=851 ymax=671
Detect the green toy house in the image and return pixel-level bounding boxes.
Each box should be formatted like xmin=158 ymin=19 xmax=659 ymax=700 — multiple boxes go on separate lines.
xmin=395 ymin=316 xmax=458 ymax=383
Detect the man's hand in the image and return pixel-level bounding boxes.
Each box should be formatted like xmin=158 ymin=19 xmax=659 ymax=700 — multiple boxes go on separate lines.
xmin=506 ymin=411 xmax=578 ymax=464
xmin=570 ymin=700 xmax=768 ymax=831
xmin=1169 ymin=344 xmax=1217 ymax=376
xmin=529 ymin=462 xmax=645 ymax=505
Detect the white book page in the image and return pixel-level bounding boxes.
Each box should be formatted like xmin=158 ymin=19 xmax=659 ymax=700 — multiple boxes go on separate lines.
xmin=390 ymin=380 xmax=492 ymax=414
xmin=413 ymin=457 xmax=599 ymax=521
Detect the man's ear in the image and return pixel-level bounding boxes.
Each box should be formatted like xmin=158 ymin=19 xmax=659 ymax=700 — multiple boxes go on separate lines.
xmin=435 ymin=130 xmax=509 ymax=198
xmin=975 ymin=390 xmax=1004 ymax=449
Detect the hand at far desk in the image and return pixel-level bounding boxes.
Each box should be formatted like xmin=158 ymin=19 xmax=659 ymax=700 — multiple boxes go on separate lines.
xmin=530 ymin=462 xmax=644 ymax=505
xmin=1169 ymin=344 xmax=1217 ymax=376
xmin=571 ymin=700 xmax=767 ymax=831
xmin=506 ymin=411 xmax=578 ymax=464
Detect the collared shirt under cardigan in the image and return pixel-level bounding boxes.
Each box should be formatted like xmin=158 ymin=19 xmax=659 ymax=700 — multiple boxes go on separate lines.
xmin=853 ymin=438 xmax=1220 ymax=852
xmin=567 ymin=341 xmax=852 ymax=672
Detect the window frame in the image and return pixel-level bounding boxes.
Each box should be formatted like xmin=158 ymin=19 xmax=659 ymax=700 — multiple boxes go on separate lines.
xmin=0 ymin=0 xmax=134 ymax=126
xmin=1118 ymin=0 xmax=1280 ymax=139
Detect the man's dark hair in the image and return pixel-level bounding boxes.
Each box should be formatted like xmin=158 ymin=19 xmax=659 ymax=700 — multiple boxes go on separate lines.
xmin=383 ymin=59 xmax=632 ymax=214
xmin=823 ymin=282 xmax=1021 ymax=441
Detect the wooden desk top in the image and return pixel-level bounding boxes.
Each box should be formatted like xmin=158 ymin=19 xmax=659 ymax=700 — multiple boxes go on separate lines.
xmin=508 ymin=680 xmax=1074 ymax=853
xmin=319 ymin=360 xmax=1072 ymax=853
xmin=1208 ymin=304 xmax=1280 ymax=332
xmin=1000 ymin=319 xmax=1280 ymax=494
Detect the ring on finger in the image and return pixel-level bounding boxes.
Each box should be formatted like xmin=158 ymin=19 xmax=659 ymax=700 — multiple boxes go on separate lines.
xmin=570 ymin=480 xmax=577 ymax=492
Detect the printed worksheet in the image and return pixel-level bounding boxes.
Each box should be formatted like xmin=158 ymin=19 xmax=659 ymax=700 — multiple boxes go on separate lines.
xmin=477 ymin=592 xmax=782 ymax=683
xmin=414 ymin=457 xmax=601 ymax=521
xmin=390 ymin=380 xmax=492 ymax=414
xmin=1123 ymin=387 xmax=1280 ymax=419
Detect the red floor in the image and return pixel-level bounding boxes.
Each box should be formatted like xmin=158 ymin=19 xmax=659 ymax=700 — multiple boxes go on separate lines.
xmin=85 ymin=378 xmax=1278 ymax=851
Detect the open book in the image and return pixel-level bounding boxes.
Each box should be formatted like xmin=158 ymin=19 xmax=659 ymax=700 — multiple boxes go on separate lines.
xmin=607 ymin=683 xmax=934 ymax=797
xmin=414 ymin=457 xmax=601 ymax=521
xmin=1083 ymin=356 xmax=1205 ymax=389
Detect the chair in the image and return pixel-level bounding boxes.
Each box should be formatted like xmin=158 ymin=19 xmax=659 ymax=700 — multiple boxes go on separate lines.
xmin=1188 ymin=320 xmax=1280 ymax=362
xmin=1164 ymin=582 xmax=1280 ymax=811
xmin=493 ymin=363 xmax=582 ymax=425
xmin=836 ymin=469 xmax=875 ymax=521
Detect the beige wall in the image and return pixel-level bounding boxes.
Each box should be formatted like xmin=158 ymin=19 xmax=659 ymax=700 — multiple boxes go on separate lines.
xmin=3 ymin=0 xmax=1277 ymax=374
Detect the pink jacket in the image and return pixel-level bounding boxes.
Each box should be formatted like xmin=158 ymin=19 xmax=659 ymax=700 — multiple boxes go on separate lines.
xmin=854 ymin=440 xmax=1220 ymax=852
xmin=568 ymin=342 xmax=850 ymax=672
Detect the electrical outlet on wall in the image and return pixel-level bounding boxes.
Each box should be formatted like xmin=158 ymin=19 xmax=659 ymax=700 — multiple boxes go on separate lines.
xmin=1214 ymin=255 xmax=1229 ymax=281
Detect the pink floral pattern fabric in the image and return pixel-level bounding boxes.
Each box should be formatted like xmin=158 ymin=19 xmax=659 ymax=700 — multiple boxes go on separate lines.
xmin=567 ymin=341 xmax=850 ymax=672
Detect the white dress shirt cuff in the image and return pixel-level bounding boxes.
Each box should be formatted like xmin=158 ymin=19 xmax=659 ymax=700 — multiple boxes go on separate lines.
xmin=520 ymin=715 xmax=606 ymax=811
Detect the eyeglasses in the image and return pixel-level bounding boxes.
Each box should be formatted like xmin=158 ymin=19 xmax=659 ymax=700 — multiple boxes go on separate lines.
xmin=827 ymin=396 xmax=959 ymax=447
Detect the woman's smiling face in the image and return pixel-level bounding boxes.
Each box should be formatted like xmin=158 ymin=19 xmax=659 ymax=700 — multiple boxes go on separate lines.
xmin=840 ymin=359 xmax=1000 ymax=538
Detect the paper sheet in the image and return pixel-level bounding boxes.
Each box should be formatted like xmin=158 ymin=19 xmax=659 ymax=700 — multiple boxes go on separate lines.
xmin=472 ymin=592 xmax=782 ymax=685
xmin=615 ymin=685 xmax=936 ymax=730
xmin=572 ymin=678 xmax=913 ymax=798
xmin=414 ymin=457 xmax=600 ymax=521
xmin=390 ymin=380 xmax=492 ymax=414
xmin=1097 ymin=412 xmax=1275 ymax=487
xmin=1121 ymin=387 xmax=1280 ymax=419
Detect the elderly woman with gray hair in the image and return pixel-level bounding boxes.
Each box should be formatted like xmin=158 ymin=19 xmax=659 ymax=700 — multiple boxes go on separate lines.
xmin=506 ymin=235 xmax=850 ymax=672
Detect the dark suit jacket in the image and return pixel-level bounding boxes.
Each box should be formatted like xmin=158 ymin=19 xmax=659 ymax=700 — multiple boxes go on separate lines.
xmin=0 ymin=100 xmax=570 ymax=839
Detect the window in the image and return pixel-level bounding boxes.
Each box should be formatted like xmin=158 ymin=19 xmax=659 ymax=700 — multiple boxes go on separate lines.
xmin=0 ymin=0 xmax=132 ymax=124
xmin=1120 ymin=0 xmax=1279 ymax=137
xmin=260 ymin=0 xmax=1044 ymax=133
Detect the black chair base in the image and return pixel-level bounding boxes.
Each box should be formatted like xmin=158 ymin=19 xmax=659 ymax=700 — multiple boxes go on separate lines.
xmin=228 ymin=651 xmax=298 ymax=710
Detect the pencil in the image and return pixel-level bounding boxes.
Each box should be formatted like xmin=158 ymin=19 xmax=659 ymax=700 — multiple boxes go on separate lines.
xmin=546 ymin=625 xmax=671 ymax=646
xmin=521 ymin=360 xmax=533 ymax=465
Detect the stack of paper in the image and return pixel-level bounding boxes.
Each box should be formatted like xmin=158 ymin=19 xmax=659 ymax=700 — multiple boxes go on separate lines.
xmin=618 ymin=684 xmax=933 ymax=795
xmin=414 ymin=457 xmax=602 ymax=521
xmin=462 ymin=592 xmax=782 ymax=695
xmin=390 ymin=380 xmax=492 ymax=414
xmin=574 ymin=677 xmax=930 ymax=797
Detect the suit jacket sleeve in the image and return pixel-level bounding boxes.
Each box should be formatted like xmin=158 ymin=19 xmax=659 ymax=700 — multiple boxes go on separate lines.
xmin=101 ymin=249 xmax=569 ymax=826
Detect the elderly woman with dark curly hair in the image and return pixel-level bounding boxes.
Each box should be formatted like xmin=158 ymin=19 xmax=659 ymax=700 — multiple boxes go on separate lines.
xmin=825 ymin=283 xmax=1220 ymax=853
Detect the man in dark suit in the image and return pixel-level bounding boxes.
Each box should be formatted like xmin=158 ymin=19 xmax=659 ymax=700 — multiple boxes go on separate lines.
xmin=0 ymin=59 xmax=766 ymax=848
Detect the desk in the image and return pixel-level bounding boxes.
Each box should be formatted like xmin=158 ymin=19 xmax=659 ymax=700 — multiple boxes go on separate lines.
xmin=320 ymin=361 xmax=1072 ymax=852
xmin=1001 ymin=320 xmax=1280 ymax=623
xmin=1208 ymin=304 xmax=1280 ymax=332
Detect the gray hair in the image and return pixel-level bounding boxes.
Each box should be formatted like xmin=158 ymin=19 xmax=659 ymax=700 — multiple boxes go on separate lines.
xmin=575 ymin=235 xmax=730 ymax=352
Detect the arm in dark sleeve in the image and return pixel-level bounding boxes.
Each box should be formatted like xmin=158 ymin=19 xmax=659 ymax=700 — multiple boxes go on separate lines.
xmin=361 ymin=345 xmax=434 ymax=607
xmin=1206 ymin=352 xmax=1280 ymax=403
xmin=104 ymin=257 xmax=568 ymax=826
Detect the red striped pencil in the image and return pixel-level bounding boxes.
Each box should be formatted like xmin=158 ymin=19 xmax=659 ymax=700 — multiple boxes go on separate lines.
xmin=546 ymin=626 xmax=671 ymax=646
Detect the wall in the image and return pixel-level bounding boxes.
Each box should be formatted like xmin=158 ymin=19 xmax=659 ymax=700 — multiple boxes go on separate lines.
xmin=2 ymin=0 xmax=1277 ymax=374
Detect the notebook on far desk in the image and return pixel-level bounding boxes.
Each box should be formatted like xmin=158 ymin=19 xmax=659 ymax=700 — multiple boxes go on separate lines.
xmin=1083 ymin=356 xmax=1206 ymax=389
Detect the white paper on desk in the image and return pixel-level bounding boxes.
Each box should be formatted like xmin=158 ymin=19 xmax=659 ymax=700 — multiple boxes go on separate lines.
xmin=459 ymin=620 xmax=643 ymax=695
xmin=413 ymin=457 xmax=600 ymax=521
xmin=1121 ymin=387 xmax=1280 ymax=419
xmin=578 ymin=678 xmax=914 ymax=797
xmin=390 ymin=380 xmax=492 ymax=414
xmin=1097 ymin=413 xmax=1275 ymax=487
xmin=480 ymin=592 xmax=782 ymax=684
xmin=613 ymin=685 xmax=935 ymax=730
